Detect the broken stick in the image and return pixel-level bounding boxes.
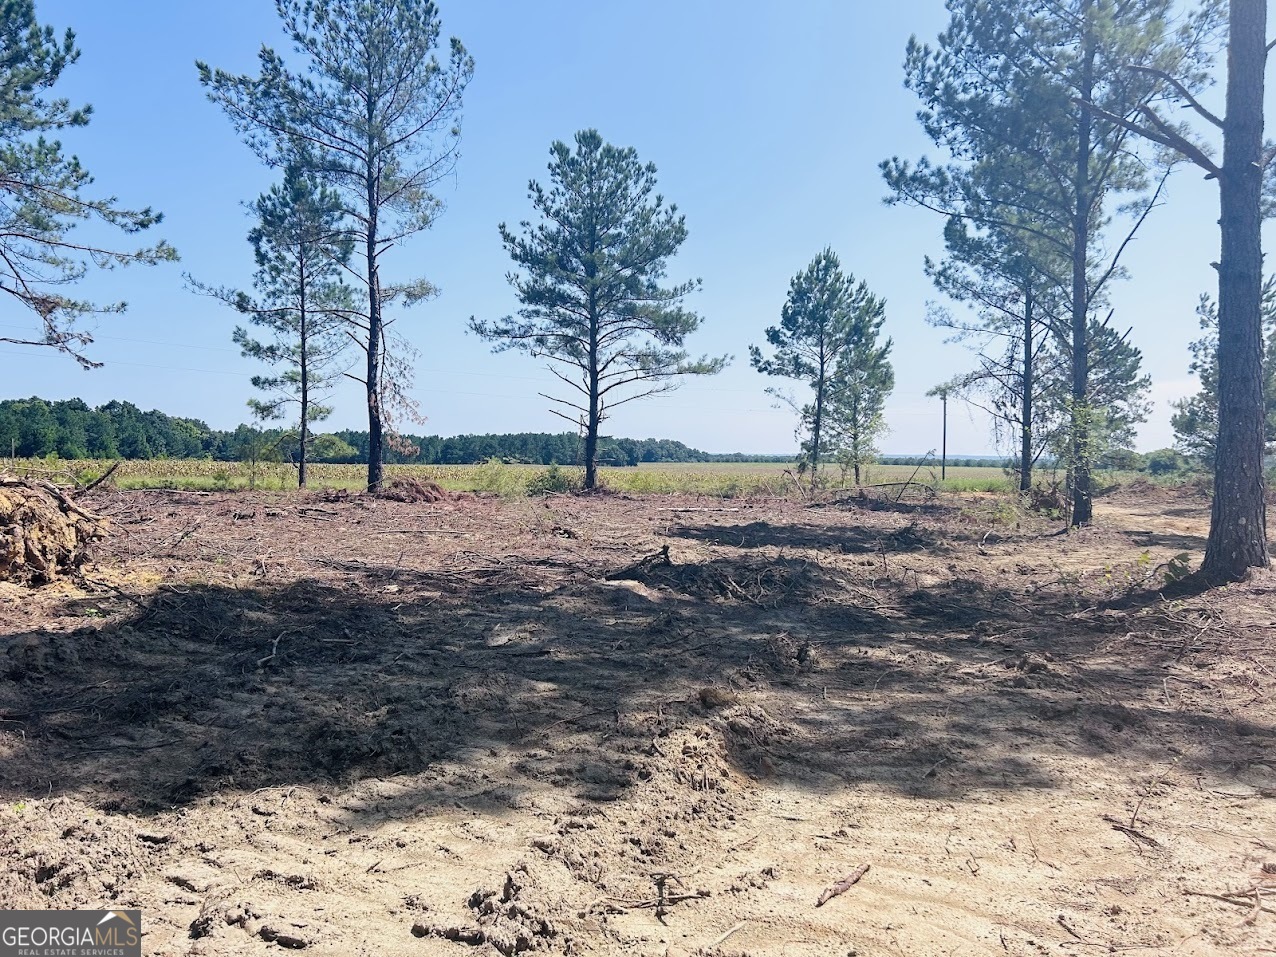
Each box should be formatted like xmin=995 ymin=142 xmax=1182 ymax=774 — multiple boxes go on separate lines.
xmin=816 ymin=863 xmax=870 ymax=907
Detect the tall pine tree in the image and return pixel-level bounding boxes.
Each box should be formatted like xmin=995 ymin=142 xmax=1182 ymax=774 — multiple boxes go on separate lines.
xmin=472 ymin=130 xmax=726 ymax=490
xmin=199 ymin=0 xmax=473 ymax=490
xmin=884 ymin=0 xmax=1218 ymax=524
xmin=827 ymin=302 xmax=894 ymax=487
xmin=1078 ymin=0 xmax=1269 ymax=580
xmin=193 ymin=167 xmax=353 ymax=488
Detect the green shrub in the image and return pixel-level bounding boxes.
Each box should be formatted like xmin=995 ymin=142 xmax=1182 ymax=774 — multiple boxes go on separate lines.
xmin=527 ymin=463 xmax=581 ymax=495
xmin=474 ymin=458 xmax=528 ymax=497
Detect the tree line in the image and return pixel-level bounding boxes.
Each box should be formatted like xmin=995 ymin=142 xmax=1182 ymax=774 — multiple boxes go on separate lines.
xmin=2 ymin=0 xmax=1272 ymax=583
xmin=2 ymin=394 xmax=1205 ymax=476
xmin=0 ymin=397 xmax=772 ymax=466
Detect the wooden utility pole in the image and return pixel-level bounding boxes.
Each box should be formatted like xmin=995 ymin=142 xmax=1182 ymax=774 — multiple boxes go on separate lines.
xmin=941 ymin=391 xmax=948 ymax=481
xmin=928 ymin=383 xmax=953 ymax=481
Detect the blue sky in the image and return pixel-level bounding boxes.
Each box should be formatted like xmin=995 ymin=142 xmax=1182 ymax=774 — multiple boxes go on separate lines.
xmin=5 ymin=0 xmax=1271 ymax=454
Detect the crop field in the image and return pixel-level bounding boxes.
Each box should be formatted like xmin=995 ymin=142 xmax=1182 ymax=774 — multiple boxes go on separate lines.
xmin=5 ymin=457 xmax=1028 ymax=496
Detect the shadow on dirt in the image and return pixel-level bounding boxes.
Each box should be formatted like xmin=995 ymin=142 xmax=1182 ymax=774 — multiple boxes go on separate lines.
xmin=669 ymin=520 xmax=943 ymax=554
xmin=1124 ymin=529 xmax=1209 ymax=552
xmin=1 ymin=550 xmax=1271 ymax=818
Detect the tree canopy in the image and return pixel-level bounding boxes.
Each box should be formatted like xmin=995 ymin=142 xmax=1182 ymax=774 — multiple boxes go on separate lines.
xmin=752 ymin=249 xmax=891 ymax=487
xmin=472 ymin=130 xmax=727 ymax=489
xmin=0 ymin=0 xmax=176 ymax=366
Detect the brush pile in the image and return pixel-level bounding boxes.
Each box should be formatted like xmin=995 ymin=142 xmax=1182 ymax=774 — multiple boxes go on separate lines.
xmin=0 ymin=476 xmax=108 ymax=584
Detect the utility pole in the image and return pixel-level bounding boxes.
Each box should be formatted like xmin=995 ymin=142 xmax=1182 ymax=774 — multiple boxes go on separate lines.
xmin=940 ymin=390 xmax=948 ymax=481
xmin=927 ymin=382 xmax=953 ymax=482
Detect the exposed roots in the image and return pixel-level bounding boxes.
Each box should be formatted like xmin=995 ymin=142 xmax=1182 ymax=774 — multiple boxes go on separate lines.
xmin=0 ymin=476 xmax=108 ymax=584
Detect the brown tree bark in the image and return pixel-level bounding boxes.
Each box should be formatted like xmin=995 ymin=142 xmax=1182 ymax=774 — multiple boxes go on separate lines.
xmin=1021 ymin=286 xmax=1034 ymax=494
xmin=1070 ymin=0 xmax=1096 ymax=526
xmin=1202 ymin=0 xmax=1270 ymax=581
xmin=364 ymin=169 xmax=385 ymax=494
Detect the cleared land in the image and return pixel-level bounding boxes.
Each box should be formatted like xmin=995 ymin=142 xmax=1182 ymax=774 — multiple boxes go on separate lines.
xmin=1 ymin=483 xmax=1273 ymax=956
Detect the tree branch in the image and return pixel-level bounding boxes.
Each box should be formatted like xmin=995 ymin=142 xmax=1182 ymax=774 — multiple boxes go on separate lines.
xmin=1071 ymin=97 xmax=1221 ymax=177
xmin=1126 ymin=64 xmax=1223 ymax=129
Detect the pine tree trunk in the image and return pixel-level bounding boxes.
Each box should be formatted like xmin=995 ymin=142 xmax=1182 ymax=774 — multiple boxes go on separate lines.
xmin=298 ymin=255 xmax=309 ymax=490
xmin=1020 ymin=286 xmax=1034 ymax=493
xmin=852 ymin=395 xmax=862 ymax=486
xmin=584 ymin=303 xmax=600 ymax=491
xmin=1070 ymin=2 xmax=1096 ymax=526
xmin=365 ymin=173 xmax=384 ymax=493
xmin=1202 ymin=0 xmax=1270 ymax=581
xmin=810 ymin=366 xmax=825 ymax=492
xmin=583 ymin=416 xmax=598 ymax=490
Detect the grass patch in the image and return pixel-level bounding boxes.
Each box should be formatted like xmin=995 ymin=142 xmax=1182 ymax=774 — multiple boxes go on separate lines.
xmin=6 ymin=457 xmax=1181 ymax=500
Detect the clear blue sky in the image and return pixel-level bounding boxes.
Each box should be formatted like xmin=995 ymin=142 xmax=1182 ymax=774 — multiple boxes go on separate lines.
xmin=5 ymin=0 xmax=1271 ymax=454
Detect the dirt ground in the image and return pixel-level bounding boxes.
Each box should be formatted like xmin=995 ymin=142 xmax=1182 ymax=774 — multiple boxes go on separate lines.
xmin=1 ymin=483 xmax=1274 ymax=956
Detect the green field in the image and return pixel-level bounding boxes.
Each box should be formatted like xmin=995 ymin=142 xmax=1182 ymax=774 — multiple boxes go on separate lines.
xmin=5 ymin=456 xmax=1025 ymax=497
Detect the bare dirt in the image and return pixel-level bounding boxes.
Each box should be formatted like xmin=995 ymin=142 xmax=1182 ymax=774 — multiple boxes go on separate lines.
xmin=1 ymin=484 xmax=1274 ymax=956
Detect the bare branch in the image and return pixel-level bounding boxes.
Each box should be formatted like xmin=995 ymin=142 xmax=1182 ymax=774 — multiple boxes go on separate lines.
xmin=1090 ymin=167 xmax=1172 ymax=303
xmin=1072 ymin=96 xmax=1221 ymax=177
xmin=1126 ymin=64 xmax=1223 ymax=129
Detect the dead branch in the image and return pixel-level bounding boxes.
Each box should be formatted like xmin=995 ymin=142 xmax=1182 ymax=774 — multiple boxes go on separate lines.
xmin=257 ymin=632 xmax=286 ymax=668
xmin=75 ymin=462 xmax=121 ymax=498
xmin=1103 ymin=815 xmax=1160 ymax=848
xmin=815 ymin=864 xmax=870 ymax=907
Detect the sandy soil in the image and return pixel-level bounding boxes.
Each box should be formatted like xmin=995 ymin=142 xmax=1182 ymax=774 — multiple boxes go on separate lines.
xmin=1 ymin=483 xmax=1274 ymax=956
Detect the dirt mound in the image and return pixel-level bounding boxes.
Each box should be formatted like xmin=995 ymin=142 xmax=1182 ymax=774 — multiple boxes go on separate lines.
xmin=822 ymin=491 xmax=943 ymax=515
xmin=374 ymin=477 xmax=450 ymax=503
xmin=418 ymin=866 xmax=569 ymax=955
xmin=0 ymin=477 xmax=107 ymax=584
xmin=608 ymin=546 xmax=835 ymax=606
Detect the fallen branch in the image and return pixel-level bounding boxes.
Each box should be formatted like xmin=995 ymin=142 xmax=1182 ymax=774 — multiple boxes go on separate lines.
xmin=656 ymin=507 xmax=743 ymax=513
xmin=1184 ymin=887 xmax=1275 ymax=917
xmin=709 ymin=922 xmax=746 ymax=948
xmin=257 ymin=632 xmax=286 ymax=668
xmin=1103 ymin=815 xmax=1160 ymax=848
xmin=816 ymin=863 xmax=870 ymax=907
xmin=75 ymin=462 xmax=121 ymax=498
xmin=634 ymin=892 xmax=708 ymax=909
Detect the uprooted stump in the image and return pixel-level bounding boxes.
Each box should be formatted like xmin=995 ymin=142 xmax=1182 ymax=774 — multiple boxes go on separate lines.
xmin=0 ymin=476 xmax=108 ymax=584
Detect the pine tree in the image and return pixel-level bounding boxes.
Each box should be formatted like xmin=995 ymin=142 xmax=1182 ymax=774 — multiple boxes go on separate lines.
xmin=923 ymin=213 xmax=1066 ymax=492
xmin=0 ymin=0 xmax=176 ymax=366
xmin=193 ymin=167 xmax=353 ymax=488
xmin=1078 ymin=0 xmax=1269 ymax=580
xmin=471 ymin=130 xmax=726 ymax=490
xmin=751 ymin=250 xmax=887 ymax=489
xmin=826 ymin=301 xmax=894 ymax=487
xmin=1171 ymin=279 xmax=1276 ymax=467
xmin=884 ymin=0 xmax=1218 ymax=524
xmin=198 ymin=0 xmax=473 ymax=491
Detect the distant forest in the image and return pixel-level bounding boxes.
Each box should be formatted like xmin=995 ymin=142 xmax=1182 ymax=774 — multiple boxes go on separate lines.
xmin=1 ymin=396 xmax=1171 ymax=471
xmin=0 ymin=396 xmax=799 ymax=466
